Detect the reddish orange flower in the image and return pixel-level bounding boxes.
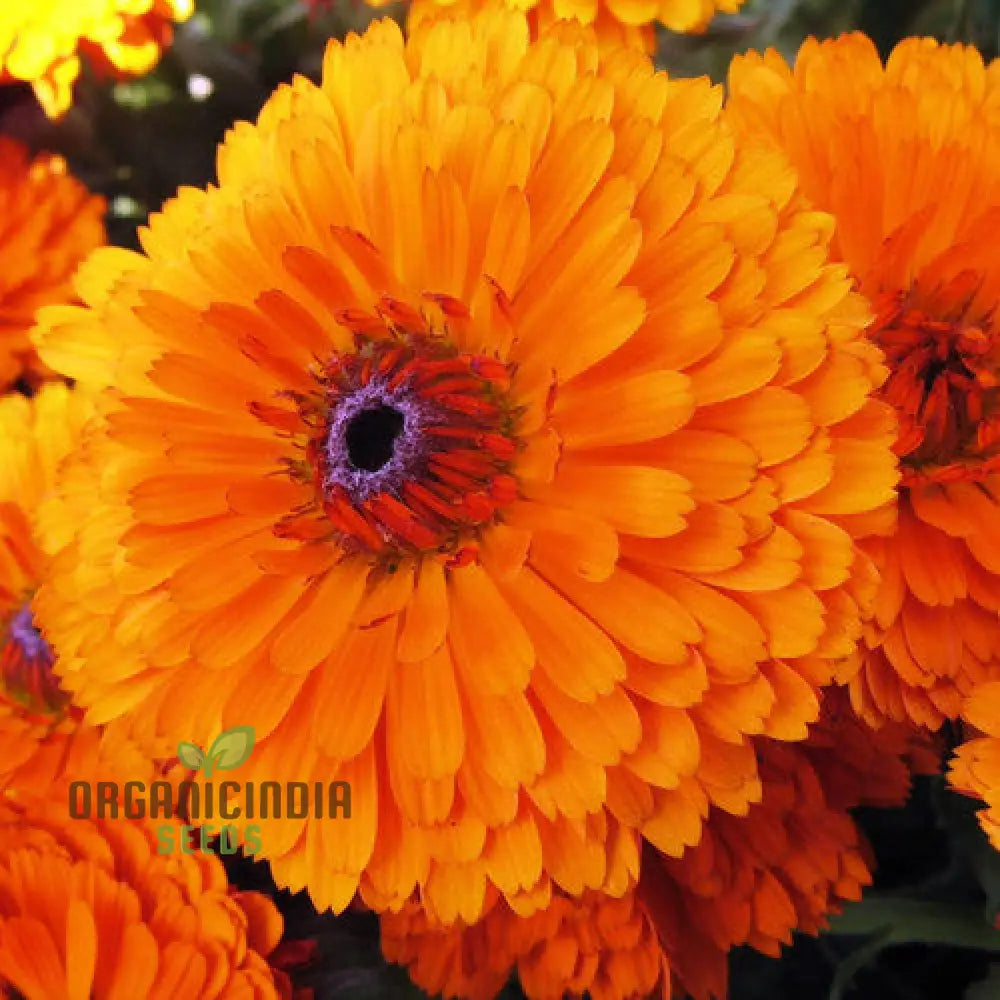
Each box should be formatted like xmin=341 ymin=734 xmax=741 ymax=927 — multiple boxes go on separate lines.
xmin=383 ymin=887 xmax=667 ymax=1000
xmin=728 ymin=35 xmax=1000 ymax=728
xmin=382 ymin=694 xmax=937 ymax=1000
xmin=34 ymin=10 xmax=896 ymax=923
xmin=0 ymin=140 xmax=105 ymax=390
xmin=0 ymin=788 xmax=293 ymax=999
xmin=800 ymin=685 xmax=942 ymax=811
xmin=0 ymin=0 xmax=193 ymax=118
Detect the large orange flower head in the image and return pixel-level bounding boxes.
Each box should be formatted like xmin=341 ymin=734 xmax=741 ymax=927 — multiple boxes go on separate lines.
xmin=0 ymin=788 xmax=294 ymax=999
xmin=728 ymin=35 xmax=1000 ymax=729
xmin=0 ymin=383 xmax=150 ymax=797
xmin=382 ymin=696 xmax=937 ymax=1000
xmin=0 ymin=0 xmax=193 ymax=118
xmin=33 ymin=7 xmax=897 ymax=924
xmin=0 ymin=139 xmax=105 ymax=390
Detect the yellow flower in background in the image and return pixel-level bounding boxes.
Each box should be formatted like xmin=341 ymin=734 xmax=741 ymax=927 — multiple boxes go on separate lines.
xmin=0 ymin=0 xmax=193 ymax=118
xmin=0 ymin=139 xmax=105 ymax=391
xmin=33 ymin=6 xmax=896 ymax=925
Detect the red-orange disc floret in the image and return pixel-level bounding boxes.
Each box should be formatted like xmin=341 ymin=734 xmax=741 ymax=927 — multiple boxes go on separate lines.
xmin=270 ymin=309 xmax=521 ymax=561
xmin=873 ymin=291 xmax=1000 ymax=485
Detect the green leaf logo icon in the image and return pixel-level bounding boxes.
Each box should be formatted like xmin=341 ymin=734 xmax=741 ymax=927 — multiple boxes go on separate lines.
xmin=204 ymin=725 xmax=255 ymax=777
xmin=177 ymin=741 xmax=206 ymax=771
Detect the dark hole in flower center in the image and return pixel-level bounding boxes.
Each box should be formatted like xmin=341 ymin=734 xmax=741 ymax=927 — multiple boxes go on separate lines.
xmin=346 ymin=404 xmax=405 ymax=472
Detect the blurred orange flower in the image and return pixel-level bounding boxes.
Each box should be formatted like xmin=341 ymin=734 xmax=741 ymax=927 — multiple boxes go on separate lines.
xmin=0 ymin=788 xmax=293 ymax=999
xmin=382 ymin=691 xmax=938 ymax=1000
xmin=0 ymin=139 xmax=105 ymax=390
xmin=34 ymin=9 xmax=895 ymax=923
xmin=0 ymin=0 xmax=193 ymax=118
xmin=728 ymin=35 xmax=1000 ymax=729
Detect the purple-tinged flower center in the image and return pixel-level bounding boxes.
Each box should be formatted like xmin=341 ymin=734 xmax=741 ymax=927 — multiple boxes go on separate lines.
xmin=1 ymin=601 xmax=66 ymax=716
xmin=8 ymin=604 xmax=51 ymax=663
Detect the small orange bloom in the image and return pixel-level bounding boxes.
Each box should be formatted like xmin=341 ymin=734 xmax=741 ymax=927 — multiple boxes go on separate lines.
xmin=382 ymin=694 xmax=937 ymax=1000
xmin=728 ymin=35 xmax=1000 ymax=729
xmin=0 ymin=788 xmax=293 ymax=999
xmin=34 ymin=9 xmax=896 ymax=924
xmin=0 ymin=140 xmax=105 ymax=390
xmin=0 ymin=0 xmax=193 ymax=118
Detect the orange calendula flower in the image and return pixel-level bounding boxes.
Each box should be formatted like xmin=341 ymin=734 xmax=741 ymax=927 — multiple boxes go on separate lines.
xmin=383 ymin=887 xmax=667 ymax=1000
xmin=0 ymin=383 xmax=150 ymax=796
xmin=0 ymin=788 xmax=293 ymax=999
xmin=728 ymin=35 xmax=1000 ymax=729
xmin=34 ymin=9 xmax=896 ymax=923
xmin=0 ymin=0 xmax=193 ymax=118
xmin=394 ymin=0 xmax=745 ymax=51
xmin=0 ymin=139 xmax=105 ymax=390
xmin=382 ymin=693 xmax=937 ymax=1000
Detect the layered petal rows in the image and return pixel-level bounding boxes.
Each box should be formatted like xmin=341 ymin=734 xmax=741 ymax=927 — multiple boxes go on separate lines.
xmin=381 ymin=688 xmax=937 ymax=1000
xmin=0 ymin=788 xmax=293 ymax=999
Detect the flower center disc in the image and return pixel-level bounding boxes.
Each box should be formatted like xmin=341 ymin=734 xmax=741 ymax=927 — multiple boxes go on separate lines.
xmin=279 ymin=319 xmax=521 ymax=562
xmin=874 ymin=295 xmax=1000 ymax=486
xmin=0 ymin=602 xmax=67 ymax=718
